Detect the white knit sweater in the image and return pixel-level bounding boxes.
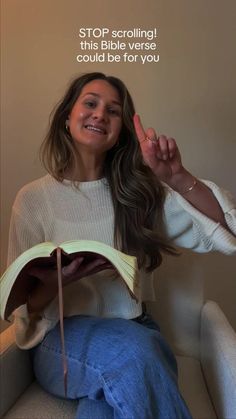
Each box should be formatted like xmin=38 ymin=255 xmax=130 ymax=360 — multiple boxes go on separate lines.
xmin=7 ymin=174 xmax=236 ymax=349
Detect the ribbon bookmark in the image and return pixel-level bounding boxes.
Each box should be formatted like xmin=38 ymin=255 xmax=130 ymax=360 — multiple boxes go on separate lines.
xmin=56 ymin=247 xmax=68 ymax=397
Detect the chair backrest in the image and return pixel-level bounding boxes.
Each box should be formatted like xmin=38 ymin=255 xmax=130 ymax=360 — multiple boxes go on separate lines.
xmin=147 ymin=250 xmax=205 ymax=359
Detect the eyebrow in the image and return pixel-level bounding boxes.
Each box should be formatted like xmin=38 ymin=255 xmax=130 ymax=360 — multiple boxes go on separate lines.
xmin=81 ymin=92 xmax=122 ymax=107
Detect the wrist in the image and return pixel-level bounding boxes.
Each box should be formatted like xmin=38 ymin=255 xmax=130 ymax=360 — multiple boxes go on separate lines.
xmin=167 ymin=169 xmax=197 ymax=195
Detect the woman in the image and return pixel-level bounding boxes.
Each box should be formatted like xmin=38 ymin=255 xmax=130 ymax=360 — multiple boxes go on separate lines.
xmin=8 ymin=72 xmax=236 ymax=418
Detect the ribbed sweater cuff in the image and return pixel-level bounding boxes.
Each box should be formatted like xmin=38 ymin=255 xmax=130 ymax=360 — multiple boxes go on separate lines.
xmin=174 ymin=179 xmax=236 ymax=254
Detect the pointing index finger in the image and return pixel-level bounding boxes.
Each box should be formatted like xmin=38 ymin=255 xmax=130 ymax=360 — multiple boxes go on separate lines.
xmin=133 ymin=113 xmax=146 ymax=144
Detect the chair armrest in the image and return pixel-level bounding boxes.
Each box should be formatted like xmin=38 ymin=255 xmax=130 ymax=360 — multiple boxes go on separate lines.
xmin=0 ymin=324 xmax=34 ymax=417
xmin=200 ymin=300 xmax=236 ymax=419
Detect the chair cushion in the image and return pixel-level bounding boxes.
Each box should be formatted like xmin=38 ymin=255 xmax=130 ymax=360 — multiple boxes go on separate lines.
xmin=0 ymin=325 xmax=34 ymax=417
xmin=3 ymin=382 xmax=77 ymax=418
xmin=4 ymin=355 xmax=216 ymax=419
xmin=177 ymin=355 xmax=217 ymax=419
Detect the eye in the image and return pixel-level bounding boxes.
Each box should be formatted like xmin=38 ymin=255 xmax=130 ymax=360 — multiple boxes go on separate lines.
xmin=108 ymin=107 xmax=121 ymax=116
xmin=84 ymin=100 xmax=96 ymax=108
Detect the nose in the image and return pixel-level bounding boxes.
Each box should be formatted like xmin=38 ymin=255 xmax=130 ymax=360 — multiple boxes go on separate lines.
xmin=92 ymin=105 xmax=108 ymax=122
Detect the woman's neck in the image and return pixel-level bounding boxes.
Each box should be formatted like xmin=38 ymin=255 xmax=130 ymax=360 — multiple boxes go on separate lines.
xmin=65 ymin=151 xmax=105 ymax=181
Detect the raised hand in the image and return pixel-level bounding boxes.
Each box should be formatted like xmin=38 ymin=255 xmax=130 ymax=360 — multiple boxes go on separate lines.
xmin=133 ymin=114 xmax=184 ymax=184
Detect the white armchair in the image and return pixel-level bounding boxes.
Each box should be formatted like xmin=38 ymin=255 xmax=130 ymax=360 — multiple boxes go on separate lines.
xmin=1 ymin=252 xmax=236 ymax=419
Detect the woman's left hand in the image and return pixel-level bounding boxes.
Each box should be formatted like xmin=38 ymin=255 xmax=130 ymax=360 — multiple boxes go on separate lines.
xmin=133 ymin=114 xmax=184 ymax=185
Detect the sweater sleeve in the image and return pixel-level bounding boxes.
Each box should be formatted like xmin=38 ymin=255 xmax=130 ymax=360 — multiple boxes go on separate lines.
xmin=7 ymin=186 xmax=46 ymax=266
xmin=7 ymin=182 xmax=57 ymax=349
xmin=162 ymin=179 xmax=236 ymax=254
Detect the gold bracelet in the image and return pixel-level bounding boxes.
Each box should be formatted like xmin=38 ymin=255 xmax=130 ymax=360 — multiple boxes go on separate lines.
xmin=182 ymin=178 xmax=197 ymax=194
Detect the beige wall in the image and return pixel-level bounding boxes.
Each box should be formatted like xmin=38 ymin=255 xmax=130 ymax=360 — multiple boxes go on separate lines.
xmin=1 ymin=0 xmax=236 ymax=330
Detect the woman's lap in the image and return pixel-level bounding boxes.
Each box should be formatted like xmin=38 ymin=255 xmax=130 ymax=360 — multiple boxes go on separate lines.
xmin=31 ymin=314 xmax=191 ymax=419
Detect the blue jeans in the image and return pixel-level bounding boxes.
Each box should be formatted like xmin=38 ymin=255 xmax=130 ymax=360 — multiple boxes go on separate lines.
xmin=31 ymin=313 xmax=192 ymax=419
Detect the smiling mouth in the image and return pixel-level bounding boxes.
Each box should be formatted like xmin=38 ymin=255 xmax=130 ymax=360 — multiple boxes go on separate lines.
xmin=84 ymin=124 xmax=107 ymax=135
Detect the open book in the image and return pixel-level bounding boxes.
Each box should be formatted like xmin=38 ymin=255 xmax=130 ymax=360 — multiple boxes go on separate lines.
xmin=0 ymin=240 xmax=140 ymax=396
xmin=0 ymin=240 xmax=140 ymax=321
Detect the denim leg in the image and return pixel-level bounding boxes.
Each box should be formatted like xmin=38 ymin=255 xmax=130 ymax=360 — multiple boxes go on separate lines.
xmin=31 ymin=315 xmax=192 ymax=419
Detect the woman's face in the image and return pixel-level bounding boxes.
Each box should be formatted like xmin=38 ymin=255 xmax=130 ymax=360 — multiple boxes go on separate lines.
xmin=67 ymin=79 xmax=123 ymax=153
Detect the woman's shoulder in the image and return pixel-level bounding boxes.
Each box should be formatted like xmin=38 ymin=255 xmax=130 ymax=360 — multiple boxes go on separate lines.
xmin=12 ymin=174 xmax=56 ymax=208
xmin=15 ymin=174 xmax=56 ymax=197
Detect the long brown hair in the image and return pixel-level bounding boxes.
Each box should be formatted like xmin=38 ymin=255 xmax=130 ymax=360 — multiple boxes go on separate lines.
xmin=40 ymin=72 xmax=177 ymax=271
